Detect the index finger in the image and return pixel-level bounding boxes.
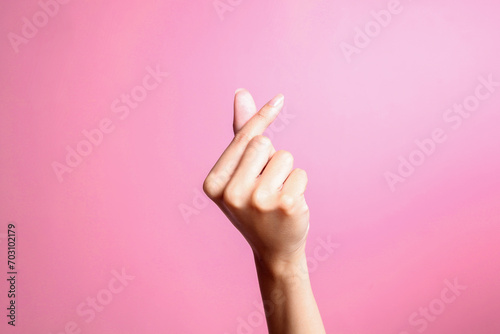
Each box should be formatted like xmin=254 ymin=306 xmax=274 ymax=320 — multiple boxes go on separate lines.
xmin=203 ymin=93 xmax=284 ymax=199
xmin=234 ymin=93 xmax=284 ymax=141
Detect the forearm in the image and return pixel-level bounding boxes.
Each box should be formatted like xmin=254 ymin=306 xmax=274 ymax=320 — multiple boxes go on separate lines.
xmin=254 ymin=249 xmax=326 ymax=334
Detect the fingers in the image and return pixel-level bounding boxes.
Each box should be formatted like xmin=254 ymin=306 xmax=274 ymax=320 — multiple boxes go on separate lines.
xmin=278 ymin=168 xmax=309 ymax=213
xmin=233 ymin=88 xmax=257 ymax=134
xmin=204 ymin=93 xmax=284 ymax=200
xmin=223 ymin=136 xmax=275 ymax=207
xmin=235 ymin=93 xmax=284 ymax=142
xmin=281 ymin=168 xmax=308 ymax=197
xmin=257 ymin=150 xmax=294 ymax=192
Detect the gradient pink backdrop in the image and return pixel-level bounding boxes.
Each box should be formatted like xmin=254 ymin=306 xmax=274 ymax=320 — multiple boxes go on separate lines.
xmin=1 ymin=1 xmax=499 ymax=333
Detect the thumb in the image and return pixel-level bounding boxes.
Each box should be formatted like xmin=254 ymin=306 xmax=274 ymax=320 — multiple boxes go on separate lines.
xmin=233 ymin=88 xmax=257 ymax=135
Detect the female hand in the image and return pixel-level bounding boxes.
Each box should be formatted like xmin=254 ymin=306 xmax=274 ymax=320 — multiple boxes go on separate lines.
xmin=203 ymin=89 xmax=310 ymax=273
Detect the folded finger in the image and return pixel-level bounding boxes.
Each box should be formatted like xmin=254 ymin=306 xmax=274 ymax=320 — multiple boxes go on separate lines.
xmin=257 ymin=150 xmax=294 ymax=193
xmin=204 ymin=94 xmax=284 ymax=199
xmin=224 ymin=135 xmax=275 ymax=204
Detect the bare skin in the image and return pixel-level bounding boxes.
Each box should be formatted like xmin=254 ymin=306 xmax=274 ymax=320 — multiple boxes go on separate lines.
xmin=203 ymin=89 xmax=326 ymax=334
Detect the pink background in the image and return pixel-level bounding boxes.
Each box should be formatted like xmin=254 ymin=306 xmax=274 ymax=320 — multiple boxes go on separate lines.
xmin=1 ymin=1 xmax=500 ymax=333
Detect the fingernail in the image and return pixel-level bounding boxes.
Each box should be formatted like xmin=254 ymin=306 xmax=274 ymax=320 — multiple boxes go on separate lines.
xmin=235 ymin=88 xmax=245 ymax=95
xmin=269 ymin=94 xmax=284 ymax=107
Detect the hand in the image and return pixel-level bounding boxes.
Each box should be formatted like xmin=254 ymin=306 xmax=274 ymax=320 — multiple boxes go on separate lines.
xmin=203 ymin=89 xmax=310 ymax=273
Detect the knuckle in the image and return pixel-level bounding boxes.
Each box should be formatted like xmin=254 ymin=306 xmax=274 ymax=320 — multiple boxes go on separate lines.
xmin=203 ymin=172 xmax=229 ymax=199
xmin=251 ymin=188 xmax=272 ymax=210
xmin=233 ymin=131 xmax=253 ymax=145
xmin=203 ymin=174 xmax=222 ymax=199
xmin=249 ymin=135 xmax=271 ymax=150
xmin=278 ymin=194 xmax=295 ymax=214
xmin=254 ymin=110 xmax=269 ymax=122
xmin=202 ymin=176 xmax=215 ymax=198
xmin=296 ymin=195 xmax=309 ymax=214
xmin=302 ymin=200 xmax=310 ymax=215
xmin=276 ymin=150 xmax=294 ymax=164
xmin=222 ymin=184 xmax=246 ymax=209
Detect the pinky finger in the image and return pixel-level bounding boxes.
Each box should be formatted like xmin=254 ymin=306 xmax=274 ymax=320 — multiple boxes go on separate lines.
xmin=281 ymin=168 xmax=308 ymax=197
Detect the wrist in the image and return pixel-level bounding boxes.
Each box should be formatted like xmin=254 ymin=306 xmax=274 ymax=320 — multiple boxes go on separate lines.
xmin=253 ymin=246 xmax=309 ymax=281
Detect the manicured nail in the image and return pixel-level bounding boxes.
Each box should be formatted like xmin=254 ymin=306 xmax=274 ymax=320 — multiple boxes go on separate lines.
xmin=235 ymin=88 xmax=245 ymax=95
xmin=269 ymin=94 xmax=284 ymax=107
